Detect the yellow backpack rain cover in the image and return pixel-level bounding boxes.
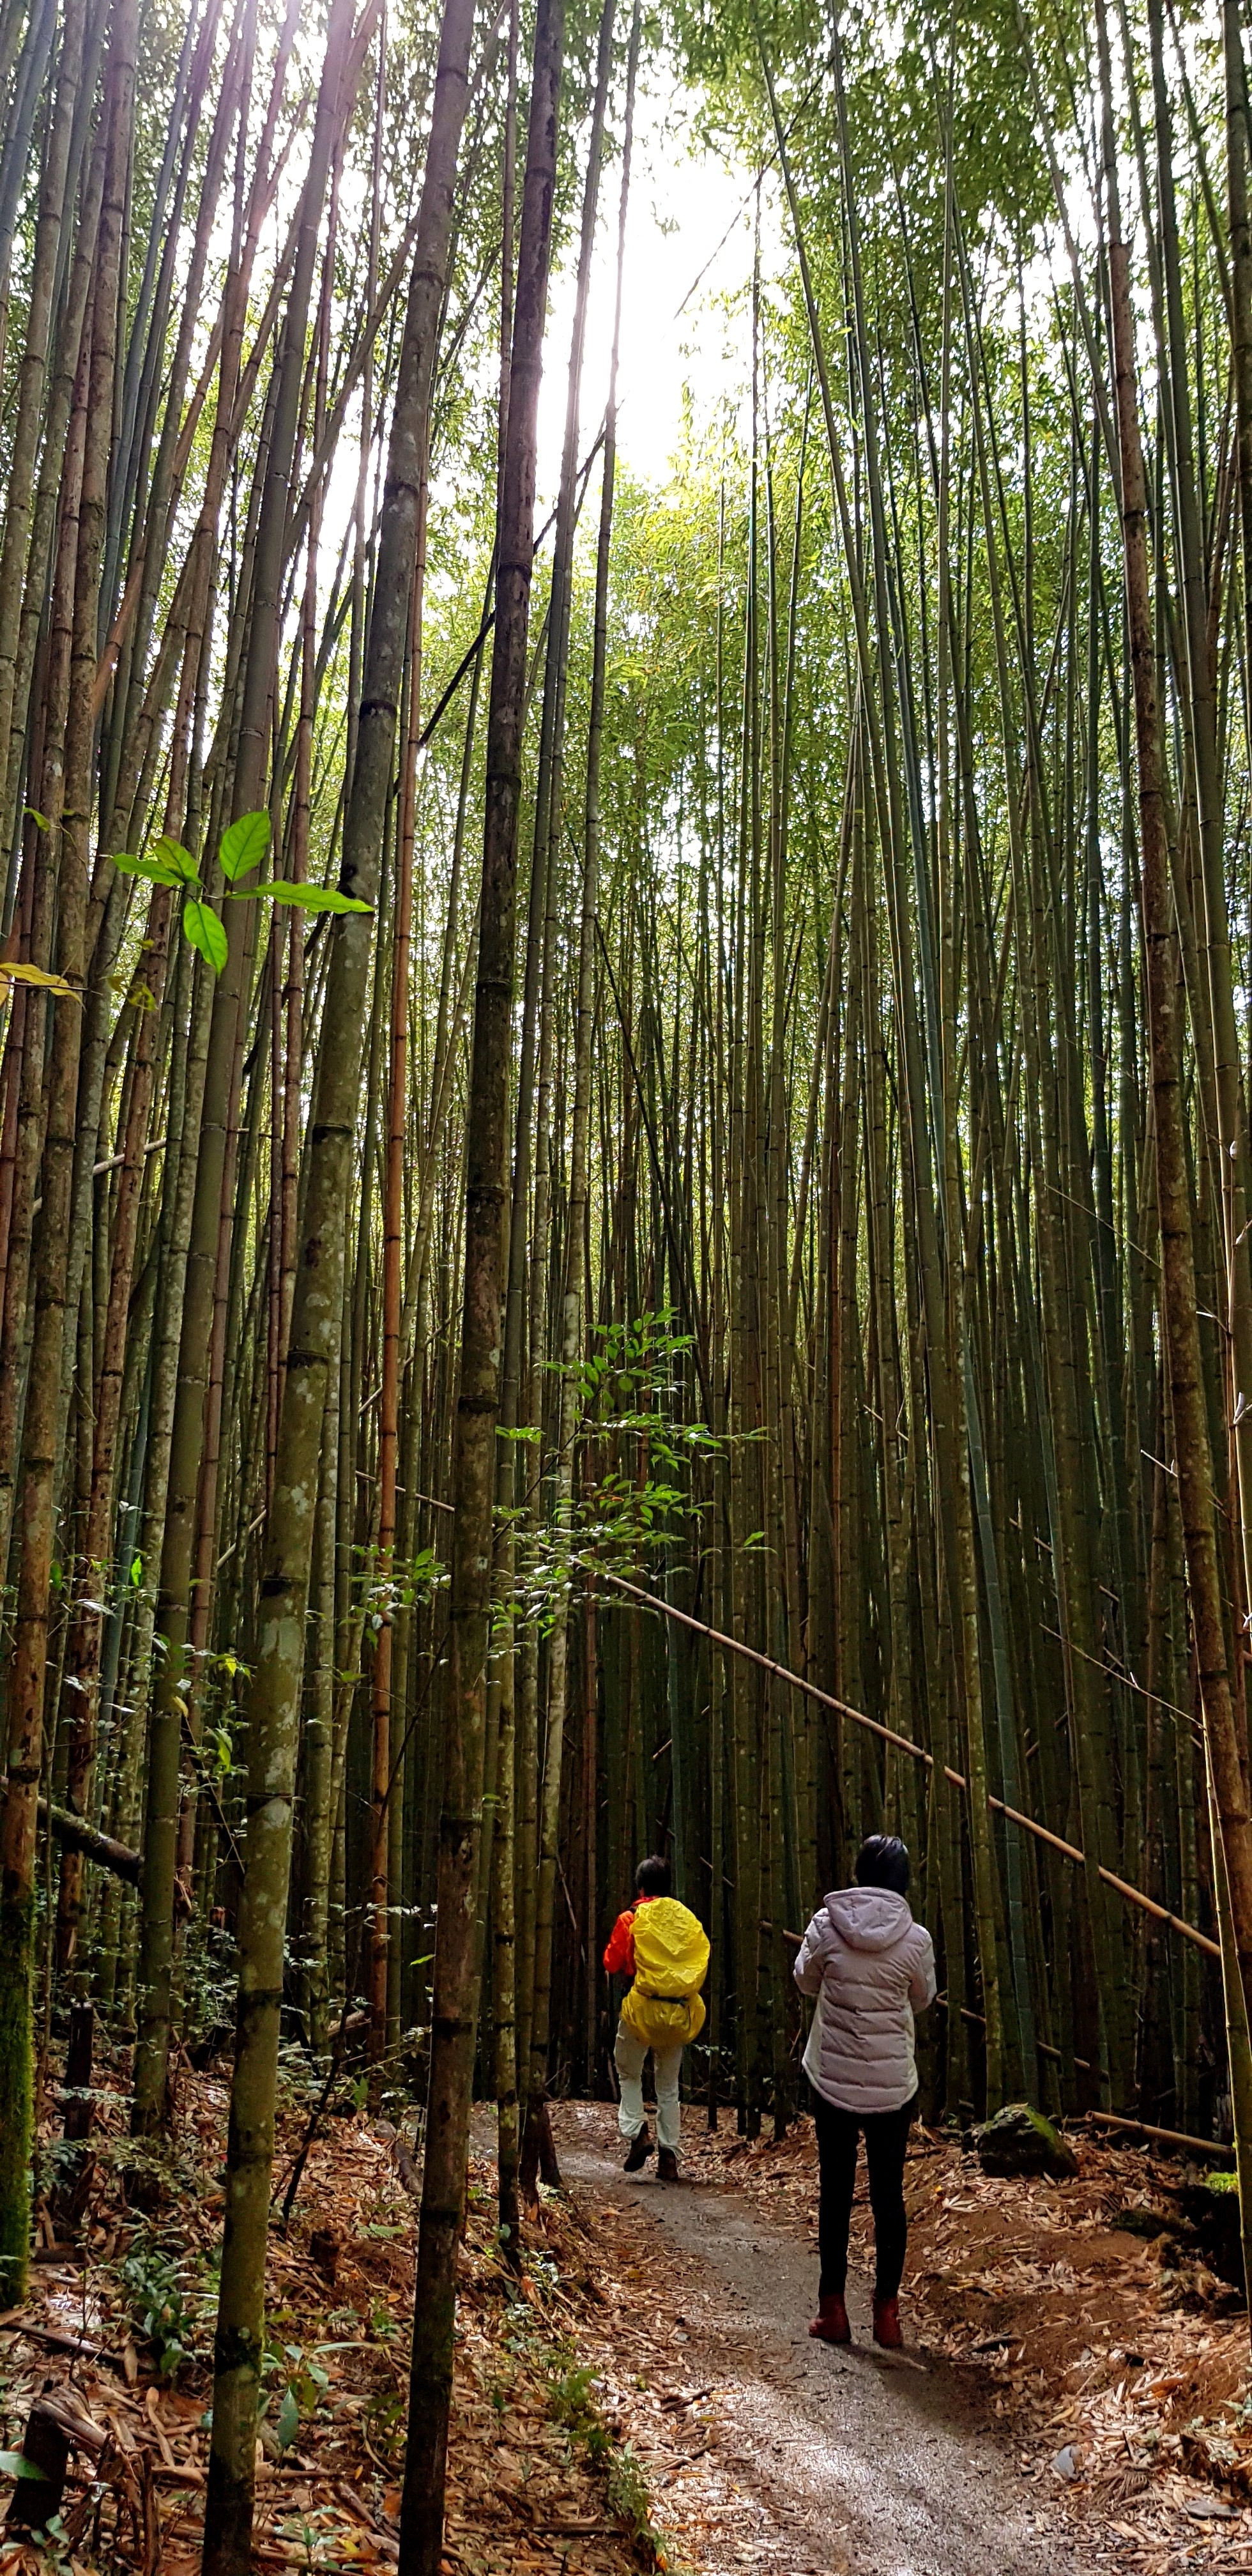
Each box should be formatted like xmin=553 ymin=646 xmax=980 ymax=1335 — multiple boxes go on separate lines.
xmin=622 ymin=1896 xmax=710 ymax=2050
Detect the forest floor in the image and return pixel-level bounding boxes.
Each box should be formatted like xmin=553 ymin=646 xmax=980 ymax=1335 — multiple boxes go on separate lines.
xmin=554 ymin=2097 xmax=1252 ymax=2576
xmin=3 ymin=2060 xmax=1252 ymax=2574
xmin=0 ymin=2052 xmax=658 ymax=2576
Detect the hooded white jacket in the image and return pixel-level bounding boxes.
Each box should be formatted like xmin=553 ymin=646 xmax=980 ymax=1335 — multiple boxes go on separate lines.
xmin=795 ymin=1886 xmax=936 ymax=2116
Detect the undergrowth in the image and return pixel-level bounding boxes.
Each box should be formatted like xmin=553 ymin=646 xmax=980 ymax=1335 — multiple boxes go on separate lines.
xmin=546 ymin=2336 xmax=684 ymax=2571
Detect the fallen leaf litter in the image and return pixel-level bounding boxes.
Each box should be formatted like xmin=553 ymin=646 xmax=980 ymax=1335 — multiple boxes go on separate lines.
xmin=658 ymin=2103 xmax=1252 ymax=2574
xmin=0 ymin=2056 xmax=655 ymax=2576
xmin=6 ymin=2051 xmax=1252 ymax=2576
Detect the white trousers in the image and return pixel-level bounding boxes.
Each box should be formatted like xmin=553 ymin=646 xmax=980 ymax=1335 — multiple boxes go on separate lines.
xmin=615 ymin=2017 xmax=683 ymax=2153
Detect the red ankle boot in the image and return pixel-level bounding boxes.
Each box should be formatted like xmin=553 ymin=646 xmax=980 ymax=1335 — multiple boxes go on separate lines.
xmin=809 ymin=2292 xmax=850 ymax=2344
xmin=872 ymin=2294 xmax=903 ymax=2349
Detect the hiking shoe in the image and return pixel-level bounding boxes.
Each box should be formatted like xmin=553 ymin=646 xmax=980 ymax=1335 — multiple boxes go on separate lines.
xmin=809 ymin=2293 xmax=851 ymax=2344
xmin=623 ymin=2126 xmax=653 ymax=2174
xmin=657 ymin=2148 xmax=680 ymax=2182
xmin=872 ymin=2295 xmax=903 ymax=2349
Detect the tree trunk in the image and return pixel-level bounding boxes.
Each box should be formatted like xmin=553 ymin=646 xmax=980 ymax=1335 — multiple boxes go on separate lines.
xmin=399 ymin=0 xmax=563 ymax=2554
xmin=201 ymin=0 xmax=477 ymax=2561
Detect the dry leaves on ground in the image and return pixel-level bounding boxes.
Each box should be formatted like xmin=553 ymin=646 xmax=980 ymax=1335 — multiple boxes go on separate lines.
xmin=678 ymin=2110 xmax=1252 ymax=2572
xmin=0 ymin=2056 xmax=656 ymax=2576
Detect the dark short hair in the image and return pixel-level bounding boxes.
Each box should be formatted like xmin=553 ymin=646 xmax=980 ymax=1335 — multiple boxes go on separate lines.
xmin=635 ymin=1853 xmax=672 ymax=1897
xmin=855 ymin=1834 xmax=910 ymax=1896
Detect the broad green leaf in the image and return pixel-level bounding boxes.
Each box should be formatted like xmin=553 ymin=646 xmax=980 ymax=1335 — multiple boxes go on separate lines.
xmin=130 ymin=1554 xmax=142 ymax=1586
xmin=0 ymin=961 xmax=75 ymax=997
xmin=0 ymin=2451 xmax=50 ymax=2481
xmin=111 ymin=852 xmax=185 ymax=888
xmin=242 ymin=880 xmax=372 ymax=916
xmin=275 ymin=2386 xmax=300 ymax=2452
xmin=181 ymin=899 xmax=227 ymax=976
xmin=151 ymin=834 xmax=198 ymax=884
xmin=24 ymin=808 xmax=50 ymax=831
xmin=218 ymin=809 xmax=270 ymax=882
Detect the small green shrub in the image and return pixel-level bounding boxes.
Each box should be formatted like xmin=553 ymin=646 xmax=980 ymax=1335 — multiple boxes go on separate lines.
xmin=606 ymin=2439 xmax=653 ymax=2534
xmin=121 ymin=2246 xmax=192 ymax=2375
xmin=552 ymin=2361 xmax=611 ymax=2464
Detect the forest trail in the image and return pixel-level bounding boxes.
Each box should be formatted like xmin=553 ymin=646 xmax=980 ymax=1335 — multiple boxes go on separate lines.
xmin=555 ymin=2103 xmax=1080 ymax=2576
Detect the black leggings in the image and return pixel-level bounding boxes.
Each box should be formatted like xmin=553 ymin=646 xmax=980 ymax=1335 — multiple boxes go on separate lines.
xmin=814 ymin=2092 xmax=916 ymax=2299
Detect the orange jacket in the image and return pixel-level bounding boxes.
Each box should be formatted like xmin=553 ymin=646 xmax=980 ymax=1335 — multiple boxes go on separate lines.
xmin=603 ymin=1895 xmax=655 ymax=1978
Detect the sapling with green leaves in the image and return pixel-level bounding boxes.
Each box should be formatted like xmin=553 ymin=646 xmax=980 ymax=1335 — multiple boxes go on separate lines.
xmin=110 ymin=809 xmax=371 ymax=983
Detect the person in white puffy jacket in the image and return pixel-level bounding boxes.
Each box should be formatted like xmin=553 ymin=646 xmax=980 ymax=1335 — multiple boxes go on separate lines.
xmin=793 ymin=1834 xmax=936 ymax=2350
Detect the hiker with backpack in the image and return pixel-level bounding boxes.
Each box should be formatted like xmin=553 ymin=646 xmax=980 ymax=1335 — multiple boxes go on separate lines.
xmin=794 ymin=1833 xmax=936 ymax=2349
xmin=604 ymin=1854 xmax=709 ymax=2182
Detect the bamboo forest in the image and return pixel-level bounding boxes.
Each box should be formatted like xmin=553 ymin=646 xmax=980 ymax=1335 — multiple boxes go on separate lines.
xmin=1 ymin=0 xmax=1251 ymax=2560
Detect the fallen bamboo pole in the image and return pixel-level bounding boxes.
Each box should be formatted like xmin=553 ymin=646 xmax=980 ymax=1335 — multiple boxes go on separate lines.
xmin=1086 ymin=2109 xmax=1234 ymax=2162
xmin=597 ymin=1568 xmax=1221 ymax=1963
xmin=37 ymin=1799 xmax=141 ymax=1885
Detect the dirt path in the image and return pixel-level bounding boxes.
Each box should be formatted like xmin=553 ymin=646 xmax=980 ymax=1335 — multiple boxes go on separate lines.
xmin=554 ymin=2103 xmax=1083 ymax=2576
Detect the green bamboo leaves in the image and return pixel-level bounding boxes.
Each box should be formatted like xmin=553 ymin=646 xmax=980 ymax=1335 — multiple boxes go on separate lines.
xmin=111 ymin=811 xmax=370 ymax=979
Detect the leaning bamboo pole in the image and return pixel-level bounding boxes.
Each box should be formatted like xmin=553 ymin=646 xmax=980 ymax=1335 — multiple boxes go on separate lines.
xmin=597 ymin=1569 xmax=1221 ymax=1963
